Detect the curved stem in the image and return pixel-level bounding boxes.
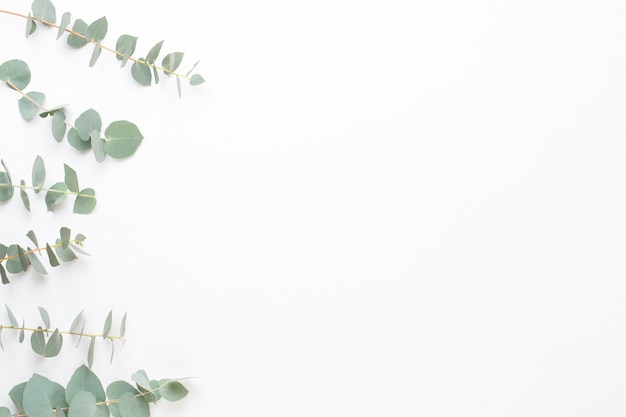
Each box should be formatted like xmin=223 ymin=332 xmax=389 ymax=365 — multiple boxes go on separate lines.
xmin=0 ymin=182 xmax=95 ymax=198
xmin=0 ymin=9 xmax=193 ymax=81
xmin=0 ymin=239 xmax=79 ymax=262
xmin=1 ymin=325 xmax=125 ymax=341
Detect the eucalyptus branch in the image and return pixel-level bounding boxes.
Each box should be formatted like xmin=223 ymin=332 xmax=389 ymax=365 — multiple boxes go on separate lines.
xmin=0 ymin=0 xmax=205 ymax=97
xmin=0 ymin=228 xmax=87 ymax=282
xmin=0 ymin=59 xmax=144 ymax=162
xmin=0 ymin=156 xmax=96 ymax=214
xmin=2 ymin=306 xmax=125 ymax=365
xmin=1 ymin=365 xmax=189 ymax=417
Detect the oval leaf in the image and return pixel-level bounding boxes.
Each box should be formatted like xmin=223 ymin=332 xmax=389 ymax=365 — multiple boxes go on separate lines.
xmin=104 ymin=121 xmax=143 ymax=158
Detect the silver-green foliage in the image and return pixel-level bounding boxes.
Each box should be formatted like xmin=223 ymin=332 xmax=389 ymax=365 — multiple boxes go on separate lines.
xmin=2 ymin=306 xmax=126 ymax=364
xmin=3 ymin=365 xmax=187 ymax=417
xmin=0 ymin=228 xmax=86 ymax=282
xmin=0 ymin=156 xmax=96 ymax=213
xmin=0 ymin=60 xmax=144 ymax=162
xmin=21 ymin=0 xmax=205 ymax=97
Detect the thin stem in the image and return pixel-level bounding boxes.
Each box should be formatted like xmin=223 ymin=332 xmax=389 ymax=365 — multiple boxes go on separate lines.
xmin=1 ymin=325 xmax=125 ymax=341
xmin=0 ymin=182 xmax=95 ymax=199
xmin=0 ymin=238 xmax=79 ymax=262
xmin=0 ymin=9 xmax=193 ymax=81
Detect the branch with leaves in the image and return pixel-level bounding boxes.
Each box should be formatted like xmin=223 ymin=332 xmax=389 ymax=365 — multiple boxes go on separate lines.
xmin=0 ymin=156 xmax=96 ymax=214
xmin=0 ymin=365 xmax=188 ymax=417
xmin=2 ymin=306 xmax=125 ymax=365
xmin=0 ymin=59 xmax=144 ymax=162
xmin=0 ymin=228 xmax=87 ymax=283
xmin=0 ymin=0 xmax=205 ymax=97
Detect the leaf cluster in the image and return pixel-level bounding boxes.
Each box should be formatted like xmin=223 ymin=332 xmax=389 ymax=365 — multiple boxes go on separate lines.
xmin=1 ymin=364 xmax=188 ymax=417
xmin=1 ymin=306 xmax=126 ymax=365
xmin=0 ymin=156 xmax=96 ymax=214
xmin=0 ymin=228 xmax=86 ymax=282
xmin=0 ymin=60 xmax=144 ymax=161
xmin=22 ymin=0 xmax=205 ymax=96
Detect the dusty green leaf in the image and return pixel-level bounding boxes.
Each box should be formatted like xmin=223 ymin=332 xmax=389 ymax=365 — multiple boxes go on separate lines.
xmin=68 ymin=391 xmax=99 ymax=417
xmin=120 ymin=312 xmax=127 ymax=338
xmin=70 ymin=310 xmax=83 ymax=332
xmin=45 ymin=182 xmax=68 ymax=211
xmin=9 ymin=382 xmax=26 ymax=413
xmin=119 ymin=392 xmax=149 ymax=417
xmin=0 ymin=59 xmax=31 ymax=90
xmin=176 ymin=76 xmax=181 ymax=98
xmin=0 ymin=406 xmax=11 ymax=417
xmin=86 ymin=16 xmax=108 ymax=42
xmin=31 ymin=327 xmax=46 ymax=355
xmin=23 ymin=373 xmax=67 ymax=417
xmin=162 ymin=52 xmax=184 ymax=75
xmin=102 ymin=310 xmax=112 ymax=339
xmin=57 ymin=11 xmax=71 ymax=39
xmin=31 ymin=0 xmax=56 ymax=23
xmin=104 ymin=121 xmax=143 ymax=158
xmin=18 ymin=92 xmax=46 ymax=120
xmin=68 ymin=128 xmax=92 ymax=151
xmin=26 ymin=14 xmax=36 ymax=38
xmin=91 ymin=132 xmax=106 ymax=163
xmin=20 ymin=182 xmax=31 ymax=211
xmin=6 ymin=245 xmax=24 ymax=273
xmin=66 ymin=365 xmax=106 ymax=404
xmin=54 ymin=239 xmax=77 ymax=262
xmin=67 ymin=19 xmax=88 ymax=48
xmin=146 ymin=40 xmax=164 ymax=64
xmin=190 ymin=74 xmax=205 ymax=86
xmin=0 ymin=265 xmax=8 ymax=284
xmin=17 ymin=246 xmax=29 ymax=271
xmin=60 ymin=227 xmax=71 ymax=249
xmin=75 ymin=109 xmax=102 ymax=141
xmin=45 ymin=329 xmax=63 ymax=357
xmin=46 ymin=244 xmax=60 ymax=267
xmin=27 ymin=230 xmax=39 ymax=247
xmin=131 ymin=371 xmax=151 ymax=392
xmin=89 ymin=45 xmax=103 ymax=67
xmin=5 ymin=304 xmax=18 ymax=327
xmin=131 ymin=60 xmax=151 ymax=86
xmin=87 ymin=336 xmax=95 ymax=369
xmin=74 ymin=188 xmax=96 ymax=214
xmin=106 ymin=381 xmax=137 ymax=417
xmin=32 ymin=155 xmax=46 ymax=192
xmin=52 ymin=110 xmax=67 ymax=142
xmin=116 ymin=35 xmax=137 ymax=66
xmin=64 ymin=164 xmax=79 ymax=193
xmin=158 ymin=380 xmax=188 ymax=402
xmin=38 ymin=307 xmax=51 ymax=328
xmin=27 ymin=251 xmax=48 ymax=274
xmin=0 ymin=171 xmax=12 ymax=201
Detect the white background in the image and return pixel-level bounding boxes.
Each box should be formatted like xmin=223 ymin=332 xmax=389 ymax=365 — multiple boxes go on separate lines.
xmin=1 ymin=0 xmax=626 ymax=416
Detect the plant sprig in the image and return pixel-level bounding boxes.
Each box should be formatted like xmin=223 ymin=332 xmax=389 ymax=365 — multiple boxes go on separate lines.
xmin=0 ymin=156 xmax=96 ymax=214
xmin=2 ymin=306 xmax=126 ymax=365
xmin=0 ymin=59 xmax=144 ymax=162
xmin=1 ymin=365 xmax=189 ymax=417
xmin=0 ymin=228 xmax=87 ymax=282
xmin=0 ymin=0 xmax=205 ymax=97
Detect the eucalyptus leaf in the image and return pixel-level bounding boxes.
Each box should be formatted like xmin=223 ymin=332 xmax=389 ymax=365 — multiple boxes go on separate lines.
xmin=0 ymin=244 xmax=6 ymax=259
xmin=9 ymin=382 xmax=26 ymax=413
xmin=146 ymin=40 xmax=164 ymax=64
xmin=5 ymin=304 xmax=18 ymax=327
xmin=45 ymin=329 xmax=63 ymax=357
xmin=52 ymin=111 xmax=67 ymax=142
xmin=75 ymin=109 xmax=102 ymax=142
xmin=64 ymin=164 xmax=79 ymax=193
xmin=131 ymin=60 xmax=151 ymax=86
xmin=0 ymin=172 xmax=13 ymax=201
xmin=0 ymin=59 xmax=31 ymax=90
xmin=27 ymin=251 xmax=48 ymax=274
xmin=70 ymin=310 xmax=84 ymax=332
xmin=6 ymin=245 xmax=25 ymax=273
xmin=31 ymin=0 xmax=56 ymax=23
xmin=106 ymin=382 xmax=137 ymax=417
xmin=67 ymin=19 xmax=88 ymax=48
xmin=20 ymin=182 xmax=30 ymax=211
xmin=158 ymin=380 xmax=188 ymax=402
xmin=26 ymin=230 xmax=39 ymax=248
xmin=116 ymin=35 xmax=137 ymax=66
xmin=66 ymin=365 xmax=106 ymax=404
xmin=38 ymin=306 xmax=51 ymax=328
xmin=0 ymin=265 xmax=8 ymax=285
xmin=18 ymin=92 xmax=46 ymax=120
xmin=0 ymin=406 xmax=11 ymax=417
xmin=102 ymin=310 xmax=112 ymax=339
xmin=45 ymin=182 xmax=68 ymax=211
xmin=46 ymin=244 xmax=60 ymax=267
xmin=68 ymin=391 xmax=98 ymax=417
xmin=190 ymin=74 xmax=205 ymax=86
xmin=68 ymin=128 xmax=92 ymax=151
xmin=87 ymin=336 xmax=95 ymax=369
xmin=131 ymin=370 xmax=151 ymax=392
xmin=86 ymin=16 xmax=108 ymax=42
xmin=104 ymin=121 xmax=143 ymax=158
xmin=31 ymin=327 xmax=46 ymax=356
xmin=57 ymin=12 xmax=71 ymax=39
xmin=26 ymin=14 xmax=36 ymax=38
xmin=17 ymin=245 xmax=30 ymax=271
xmin=54 ymin=239 xmax=77 ymax=262
xmin=90 ymin=45 xmax=103 ymax=67
xmin=60 ymin=227 xmax=71 ymax=249
xmin=118 ymin=392 xmax=149 ymax=417
xmin=32 ymin=155 xmax=46 ymax=192
xmin=91 ymin=133 xmax=106 ymax=163
xmin=74 ymin=188 xmax=97 ymax=214
xmin=22 ymin=374 xmax=68 ymax=417
xmin=162 ymin=52 xmax=184 ymax=75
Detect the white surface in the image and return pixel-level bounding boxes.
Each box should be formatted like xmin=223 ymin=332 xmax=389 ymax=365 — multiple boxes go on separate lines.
xmin=1 ymin=0 xmax=626 ymax=416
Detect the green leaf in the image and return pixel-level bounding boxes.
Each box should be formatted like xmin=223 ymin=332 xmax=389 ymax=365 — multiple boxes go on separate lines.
xmin=23 ymin=374 xmax=68 ymax=417
xmin=32 ymin=155 xmax=46 ymax=192
xmin=68 ymin=391 xmax=101 ymax=417
xmin=104 ymin=121 xmax=143 ymax=158
xmin=119 ymin=392 xmax=149 ymax=417
xmin=46 ymin=244 xmax=60 ymax=267
xmin=31 ymin=327 xmax=46 ymax=356
xmin=158 ymin=380 xmax=188 ymax=401
xmin=54 ymin=239 xmax=77 ymax=262
xmin=87 ymin=336 xmax=95 ymax=369
xmin=38 ymin=307 xmax=51 ymax=328
xmin=26 ymin=14 xmax=36 ymax=38
xmin=70 ymin=310 xmax=83 ymax=332
xmin=131 ymin=371 xmax=151 ymax=392
xmin=20 ymin=181 xmax=31 ymax=211
xmin=0 ymin=171 xmax=13 ymax=201
xmin=91 ymin=133 xmax=106 ymax=163
xmin=102 ymin=310 xmax=112 ymax=339
xmin=0 ymin=59 xmax=31 ymax=90
xmin=27 ymin=251 xmax=48 ymax=274
xmin=6 ymin=245 xmax=24 ymax=273
xmin=162 ymin=52 xmax=184 ymax=75
xmin=52 ymin=111 xmax=67 ymax=142
xmin=106 ymin=382 xmax=137 ymax=417
xmin=66 ymin=365 xmax=106 ymax=404
xmin=68 ymin=128 xmax=92 ymax=151
xmin=0 ymin=406 xmax=11 ymax=417
xmin=56 ymin=407 xmax=66 ymax=417
xmin=31 ymin=0 xmax=56 ymax=23
xmin=74 ymin=188 xmax=96 ymax=214
xmin=152 ymin=65 xmax=159 ymax=85
xmin=57 ymin=11 xmax=71 ymax=39
xmin=146 ymin=40 xmax=164 ymax=64
xmin=18 ymin=92 xmax=46 ymax=120
xmin=75 ymin=234 xmax=87 ymax=244
xmin=45 ymin=182 xmax=68 ymax=211
xmin=131 ymin=60 xmax=151 ymax=86
xmin=86 ymin=16 xmax=108 ymax=42
xmin=9 ymin=382 xmax=26 ymax=413
xmin=26 ymin=230 xmax=39 ymax=248
xmin=0 ymin=244 xmax=7 ymax=259
xmin=67 ymin=19 xmax=88 ymax=48
xmin=40 ymin=104 xmax=67 ymax=118
xmin=19 ymin=320 xmax=25 ymax=343
xmin=116 ymin=35 xmax=137 ymax=67
xmin=75 ymin=109 xmax=102 ymax=141
xmin=45 ymin=329 xmax=63 ymax=357
xmin=64 ymin=164 xmax=79 ymax=193
xmin=17 ymin=246 xmax=29 ymax=271
xmin=60 ymin=227 xmax=71 ymax=249
xmin=120 ymin=313 xmax=127 ymax=338
xmin=176 ymin=76 xmax=181 ymax=98
xmin=190 ymin=74 xmax=205 ymax=86
xmin=0 ymin=264 xmax=8 ymax=284
xmin=89 ymin=45 xmax=103 ymax=67
xmin=5 ymin=304 xmax=18 ymax=327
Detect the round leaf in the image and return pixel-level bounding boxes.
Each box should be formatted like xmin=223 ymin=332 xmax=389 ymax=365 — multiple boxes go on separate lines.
xmin=104 ymin=121 xmax=143 ymax=158
xmin=0 ymin=59 xmax=31 ymax=90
